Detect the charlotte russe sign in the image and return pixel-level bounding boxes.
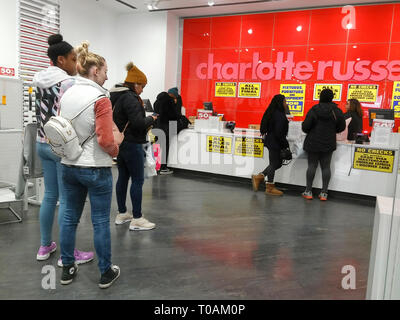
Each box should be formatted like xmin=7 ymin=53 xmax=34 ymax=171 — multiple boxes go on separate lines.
xmin=195 ymin=52 xmax=400 ymax=81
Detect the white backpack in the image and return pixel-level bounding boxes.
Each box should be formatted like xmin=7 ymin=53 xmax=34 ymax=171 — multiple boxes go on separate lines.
xmin=44 ymin=95 xmax=106 ymax=160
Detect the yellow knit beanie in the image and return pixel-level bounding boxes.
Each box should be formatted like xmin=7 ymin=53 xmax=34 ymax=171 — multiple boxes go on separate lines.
xmin=125 ymin=62 xmax=147 ymax=85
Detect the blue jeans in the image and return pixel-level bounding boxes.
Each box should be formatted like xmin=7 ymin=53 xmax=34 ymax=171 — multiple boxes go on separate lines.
xmin=116 ymin=141 xmax=144 ymax=218
xmin=60 ymin=165 xmax=113 ymax=274
xmin=36 ymin=142 xmax=65 ymax=247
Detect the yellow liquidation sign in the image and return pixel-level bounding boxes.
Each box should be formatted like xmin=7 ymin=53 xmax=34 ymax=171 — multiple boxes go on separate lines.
xmin=215 ymin=82 xmax=237 ymax=97
xmin=207 ymin=136 xmax=233 ymax=154
xmin=238 ymin=82 xmax=261 ymax=98
xmin=313 ymin=84 xmax=342 ymax=101
xmin=280 ymin=84 xmax=306 ymax=117
xmin=347 ymin=84 xmax=378 ymax=103
xmin=353 ymin=147 xmax=395 ymax=173
xmin=234 ymin=137 xmax=264 ymax=158
xmin=391 ymin=81 xmax=400 ymax=118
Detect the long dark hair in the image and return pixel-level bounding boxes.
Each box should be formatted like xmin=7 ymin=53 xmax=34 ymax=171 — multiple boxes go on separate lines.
xmin=348 ymin=99 xmax=363 ymax=117
xmin=261 ymin=94 xmax=286 ymax=132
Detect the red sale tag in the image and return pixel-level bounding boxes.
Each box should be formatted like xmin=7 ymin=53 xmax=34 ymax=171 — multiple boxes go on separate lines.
xmin=197 ymin=109 xmax=213 ymax=119
xmin=0 ymin=67 xmax=15 ymax=77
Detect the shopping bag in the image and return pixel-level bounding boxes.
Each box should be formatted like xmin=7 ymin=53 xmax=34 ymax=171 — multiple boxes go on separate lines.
xmin=152 ymin=143 xmax=162 ymax=172
xmin=291 ymin=138 xmax=306 ymax=159
xmin=143 ymin=142 xmax=157 ymax=179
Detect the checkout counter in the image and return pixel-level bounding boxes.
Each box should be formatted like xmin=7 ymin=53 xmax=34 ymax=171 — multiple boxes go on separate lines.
xmin=167 ymin=117 xmax=400 ymax=198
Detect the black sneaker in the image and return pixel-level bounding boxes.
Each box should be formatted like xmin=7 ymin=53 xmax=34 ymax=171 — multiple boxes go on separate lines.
xmin=160 ymin=168 xmax=173 ymax=175
xmin=60 ymin=263 xmax=78 ymax=285
xmin=99 ymin=265 xmax=120 ymax=289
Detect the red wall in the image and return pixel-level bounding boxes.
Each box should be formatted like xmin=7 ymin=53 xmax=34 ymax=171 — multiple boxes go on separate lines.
xmin=181 ymin=4 xmax=400 ymax=131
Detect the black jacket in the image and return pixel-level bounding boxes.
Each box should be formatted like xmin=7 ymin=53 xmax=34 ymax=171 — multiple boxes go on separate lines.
xmin=153 ymin=92 xmax=179 ymax=133
xmin=260 ymin=109 xmax=289 ymax=151
xmin=302 ymin=102 xmax=346 ymax=153
xmin=110 ymin=84 xmax=155 ymax=144
xmin=344 ymin=111 xmax=363 ymax=140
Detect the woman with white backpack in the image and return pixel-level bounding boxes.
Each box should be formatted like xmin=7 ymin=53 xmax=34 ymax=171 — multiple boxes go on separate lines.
xmin=33 ymin=34 xmax=94 ymax=267
xmin=58 ymin=42 xmax=121 ymax=289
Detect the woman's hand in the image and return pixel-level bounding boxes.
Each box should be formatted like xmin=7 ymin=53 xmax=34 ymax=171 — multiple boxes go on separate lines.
xmin=112 ymin=122 xmax=124 ymax=145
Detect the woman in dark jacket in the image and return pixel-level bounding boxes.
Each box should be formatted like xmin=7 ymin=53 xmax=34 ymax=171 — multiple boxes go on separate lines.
xmin=344 ymin=98 xmax=363 ymax=140
xmin=110 ymin=62 xmax=157 ymax=231
xmin=252 ymin=94 xmax=289 ymax=196
xmin=301 ymin=89 xmax=346 ymax=201
xmin=153 ymin=91 xmax=179 ymax=174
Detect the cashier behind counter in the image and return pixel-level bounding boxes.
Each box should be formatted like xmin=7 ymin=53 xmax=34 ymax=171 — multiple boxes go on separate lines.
xmin=343 ymin=99 xmax=363 ymax=141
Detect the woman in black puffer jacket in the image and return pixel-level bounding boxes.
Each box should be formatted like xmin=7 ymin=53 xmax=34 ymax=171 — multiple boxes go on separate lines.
xmin=301 ymin=89 xmax=345 ymax=201
xmin=252 ymin=94 xmax=290 ymax=196
xmin=110 ymin=63 xmax=157 ymax=231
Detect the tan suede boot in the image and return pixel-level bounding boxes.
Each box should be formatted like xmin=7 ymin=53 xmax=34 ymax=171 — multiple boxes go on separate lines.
xmin=265 ymin=183 xmax=283 ymax=196
xmin=251 ymin=173 xmax=264 ymax=191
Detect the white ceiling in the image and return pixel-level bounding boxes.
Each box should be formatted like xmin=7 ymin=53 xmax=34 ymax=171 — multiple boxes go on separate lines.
xmin=96 ymin=0 xmax=393 ymax=17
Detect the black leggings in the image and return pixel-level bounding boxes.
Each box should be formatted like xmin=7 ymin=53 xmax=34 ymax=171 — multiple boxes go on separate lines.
xmin=262 ymin=148 xmax=282 ymax=183
xmin=306 ymin=151 xmax=333 ymax=193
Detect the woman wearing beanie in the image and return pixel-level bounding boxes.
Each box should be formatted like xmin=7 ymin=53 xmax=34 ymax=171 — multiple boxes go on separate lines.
xmin=167 ymin=87 xmax=183 ymax=117
xmin=252 ymin=94 xmax=290 ymax=196
xmin=32 ymin=34 xmax=94 ymax=266
xmin=110 ymin=63 xmax=157 ymax=230
xmin=301 ymin=89 xmax=346 ymax=201
xmin=59 ymin=42 xmax=120 ymax=288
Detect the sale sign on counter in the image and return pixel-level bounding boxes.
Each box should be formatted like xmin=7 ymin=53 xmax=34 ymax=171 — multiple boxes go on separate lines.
xmin=207 ymin=135 xmax=233 ymax=154
xmin=197 ymin=109 xmax=213 ymax=119
xmin=0 ymin=67 xmax=15 ymax=77
xmin=234 ymin=137 xmax=264 ymax=158
xmin=353 ymin=147 xmax=395 ymax=173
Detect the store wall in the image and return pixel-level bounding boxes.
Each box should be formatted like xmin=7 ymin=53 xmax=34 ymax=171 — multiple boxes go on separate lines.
xmin=181 ymin=3 xmax=400 ymax=129
xmin=60 ymin=0 xmax=119 ymax=89
xmin=115 ymin=11 xmax=179 ymax=104
xmin=0 ymin=0 xmax=18 ymax=78
xmin=164 ymin=12 xmax=181 ymax=92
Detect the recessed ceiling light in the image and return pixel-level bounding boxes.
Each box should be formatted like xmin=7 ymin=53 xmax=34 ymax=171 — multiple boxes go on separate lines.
xmin=208 ymin=0 xmax=215 ymax=6
xmin=296 ymin=25 xmax=302 ymax=32
xmin=248 ymin=28 xmax=253 ymax=34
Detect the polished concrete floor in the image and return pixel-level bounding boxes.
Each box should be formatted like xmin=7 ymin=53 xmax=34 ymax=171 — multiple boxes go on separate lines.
xmin=0 ymin=168 xmax=375 ymax=300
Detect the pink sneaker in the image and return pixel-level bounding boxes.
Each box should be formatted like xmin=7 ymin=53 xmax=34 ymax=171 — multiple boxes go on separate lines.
xmin=57 ymin=249 xmax=94 ymax=267
xmin=36 ymin=242 xmax=57 ymax=261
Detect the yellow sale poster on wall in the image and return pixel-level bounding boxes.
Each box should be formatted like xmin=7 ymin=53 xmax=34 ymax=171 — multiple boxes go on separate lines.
xmin=280 ymin=84 xmax=306 ymax=117
xmin=207 ymin=136 xmax=233 ymax=154
xmin=313 ymin=84 xmax=342 ymax=101
xmin=234 ymin=137 xmax=264 ymax=158
xmin=215 ymin=82 xmax=237 ymax=97
xmin=238 ymin=82 xmax=261 ymax=98
xmin=391 ymin=81 xmax=400 ymax=118
xmin=347 ymin=84 xmax=378 ymax=103
xmin=353 ymin=147 xmax=395 ymax=173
